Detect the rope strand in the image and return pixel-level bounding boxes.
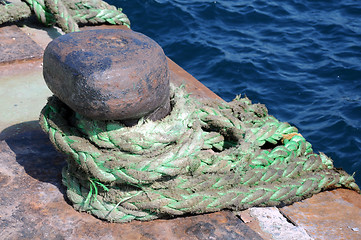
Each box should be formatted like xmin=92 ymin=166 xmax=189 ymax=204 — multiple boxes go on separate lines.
xmin=40 ymin=84 xmax=360 ymax=222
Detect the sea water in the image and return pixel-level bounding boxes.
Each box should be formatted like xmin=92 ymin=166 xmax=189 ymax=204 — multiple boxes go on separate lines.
xmin=108 ymin=0 xmax=361 ymax=186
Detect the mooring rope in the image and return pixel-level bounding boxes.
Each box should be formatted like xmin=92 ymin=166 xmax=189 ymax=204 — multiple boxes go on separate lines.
xmin=0 ymin=1 xmax=31 ymax=24
xmin=0 ymin=0 xmax=130 ymax=32
xmin=39 ymin=84 xmax=360 ymax=222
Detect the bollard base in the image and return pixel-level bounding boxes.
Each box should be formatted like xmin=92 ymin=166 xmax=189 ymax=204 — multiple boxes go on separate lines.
xmin=121 ymin=95 xmax=171 ymax=126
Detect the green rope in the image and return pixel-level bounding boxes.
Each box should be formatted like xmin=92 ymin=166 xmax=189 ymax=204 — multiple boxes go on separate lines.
xmin=0 ymin=0 xmax=130 ymax=33
xmin=0 ymin=1 xmax=32 ymax=24
xmin=39 ymin=84 xmax=360 ymax=223
xmin=44 ymin=0 xmax=79 ymax=32
xmin=23 ymin=0 xmax=55 ymax=26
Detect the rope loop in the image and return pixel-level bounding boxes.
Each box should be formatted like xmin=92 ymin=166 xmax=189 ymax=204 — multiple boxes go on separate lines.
xmin=40 ymin=84 xmax=360 ymax=222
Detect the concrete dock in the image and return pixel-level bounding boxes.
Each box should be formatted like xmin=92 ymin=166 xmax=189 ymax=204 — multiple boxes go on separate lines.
xmin=0 ymin=21 xmax=360 ymax=240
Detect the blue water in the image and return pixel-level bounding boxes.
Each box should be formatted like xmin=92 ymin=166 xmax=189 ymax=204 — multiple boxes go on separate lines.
xmin=108 ymin=0 xmax=361 ymax=186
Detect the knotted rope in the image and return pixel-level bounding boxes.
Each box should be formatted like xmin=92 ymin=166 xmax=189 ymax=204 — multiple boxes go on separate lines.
xmin=39 ymin=84 xmax=359 ymax=222
xmin=0 ymin=0 xmax=130 ymax=33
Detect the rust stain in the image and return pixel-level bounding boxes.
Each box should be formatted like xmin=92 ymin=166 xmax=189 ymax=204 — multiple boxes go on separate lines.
xmin=280 ymin=189 xmax=361 ymax=240
xmin=237 ymin=209 xmax=274 ymax=240
xmin=282 ymin=133 xmax=302 ymax=142
xmin=0 ymin=25 xmax=43 ymax=65
xmin=167 ymin=57 xmax=222 ymax=101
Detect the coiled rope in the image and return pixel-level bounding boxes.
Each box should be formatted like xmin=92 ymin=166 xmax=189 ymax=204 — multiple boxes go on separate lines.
xmin=0 ymin=0 xmax=130 ymax=33
xmin=39 ymin=84 xmax=360 ymax=222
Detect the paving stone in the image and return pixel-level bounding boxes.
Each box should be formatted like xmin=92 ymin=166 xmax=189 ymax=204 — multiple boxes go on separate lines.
xmin=0 ymin=25 xmax=43 ymax=64
xmin=237 ymin=209 xmax=274 ymax=240
xmin=280 ymin=189 xmax=361 ymax=240
xmin=19 ymin=23 xmax=64 ymax=50
xmin=0 ymin=60 xmax=51 ymax=132
xmin=43 ymin=29 xmax=170 ymax=121
xmin=247 ymin=207 xmax=313 ymax=240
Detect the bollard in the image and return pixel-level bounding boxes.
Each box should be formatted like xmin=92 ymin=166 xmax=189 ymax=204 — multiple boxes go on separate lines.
xmin=39 ymin=27 xmax=359 ymax=225
xmin=43 ymin=29 xmax=171 ymax=125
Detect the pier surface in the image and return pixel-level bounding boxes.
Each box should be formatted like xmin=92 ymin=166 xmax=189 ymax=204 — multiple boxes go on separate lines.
xmin=0 ymin=21 xmax=360 ymax=240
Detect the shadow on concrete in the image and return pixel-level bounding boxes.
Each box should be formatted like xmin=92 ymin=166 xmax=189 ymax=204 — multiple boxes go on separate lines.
xmin=0 ymin=121 xmax=66 ymax=192
xmin=19 ymin=16 xmax=63 ymax=40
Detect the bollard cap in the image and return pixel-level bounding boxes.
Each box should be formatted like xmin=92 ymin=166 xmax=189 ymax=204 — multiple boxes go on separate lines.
xmin=43 ymin=29 xmax=170 ymax=122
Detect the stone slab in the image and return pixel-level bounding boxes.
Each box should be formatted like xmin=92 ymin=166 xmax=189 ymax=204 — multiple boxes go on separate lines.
xmin=20 ymin=23 xmax=64 ymax=50
xmin=0 ymin=25 xmax=43 ymax=64
xmin=0 ymin=60 xmax=52 ymax=132
xmin=237 ymin=209 xmax=275 ymax=240
xmin=280 ymin=189 xmax=361 ymax=240
xmin=247 ymin=207 xmax=312 ymax=240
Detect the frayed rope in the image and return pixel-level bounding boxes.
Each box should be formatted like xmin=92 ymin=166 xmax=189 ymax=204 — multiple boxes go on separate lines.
xmin=39 ymin=84 xmax=360 ymax=222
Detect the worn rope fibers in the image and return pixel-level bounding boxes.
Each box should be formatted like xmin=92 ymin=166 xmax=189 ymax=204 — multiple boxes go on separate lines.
xmin=39 ymin=84 xmax=360 ymax=223
xmin=0 ymin=0 xmax=130 ymax=33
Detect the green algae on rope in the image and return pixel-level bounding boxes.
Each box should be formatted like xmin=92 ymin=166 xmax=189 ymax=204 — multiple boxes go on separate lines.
xmin=0 ymin=0 xmax=130 ymax=33
xmin=0 ymin=1 xmax=32 ymax=24
xmin=39 ymin=84 xmax=360 ymax=223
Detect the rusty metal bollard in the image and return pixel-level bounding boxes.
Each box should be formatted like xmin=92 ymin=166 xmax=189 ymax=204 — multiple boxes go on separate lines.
xmin=43 ymin=29 xmax=171 ymax=125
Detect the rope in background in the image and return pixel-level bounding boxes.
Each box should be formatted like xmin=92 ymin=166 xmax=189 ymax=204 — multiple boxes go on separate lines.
xmin=0 ymin=0 xmax=130 ymax=32
xmin=40 ymin=85 xmax=360 ymax=222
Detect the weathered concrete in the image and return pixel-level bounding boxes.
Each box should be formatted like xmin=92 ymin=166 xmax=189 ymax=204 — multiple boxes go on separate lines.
xmin=0 ymin=60 xmax=52 ymax=132
xmin=248 ymin=207 xmax=313 ymax=240
xmin=281 ymin=189 xmax=361 ymax=240
xmin=0 ymin=25 xmax=43 ymax=64
xmin=20 ymin=23 xmax=64 ymax=50
xmin=43 ymin=29 xmax=170 ymax=122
